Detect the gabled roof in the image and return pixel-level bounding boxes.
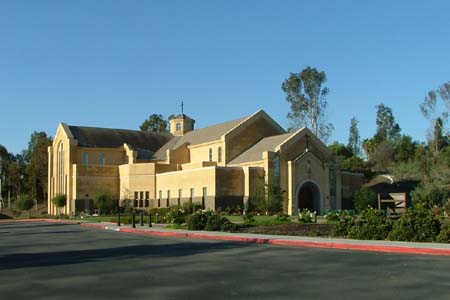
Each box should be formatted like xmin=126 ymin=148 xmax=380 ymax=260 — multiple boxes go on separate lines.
xmin=151 ymin=136 xmax=182 ymax=160
xmin=67 ymin=125 xmax=173 ymax=153
xmin=170 ymin=116 xmax=249 ymax=149
xmin=228 ymin=133 xmax=294 ymax=165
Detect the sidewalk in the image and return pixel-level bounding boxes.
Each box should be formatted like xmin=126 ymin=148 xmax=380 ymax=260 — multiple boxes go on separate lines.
xmin=78 ymin=221 xmax=450 ymax=256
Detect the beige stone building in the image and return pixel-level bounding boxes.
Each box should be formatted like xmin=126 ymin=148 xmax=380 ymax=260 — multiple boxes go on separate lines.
xmin=47 ymin=109 xmax=361 ymax=216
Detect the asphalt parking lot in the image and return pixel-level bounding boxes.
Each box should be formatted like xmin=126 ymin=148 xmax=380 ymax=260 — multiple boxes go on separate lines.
xmin=0 ymin=222 xmax=449 ymax=300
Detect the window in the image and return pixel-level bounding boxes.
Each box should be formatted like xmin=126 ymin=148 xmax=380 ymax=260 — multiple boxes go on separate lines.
xmin=98 ymin=153 xmax=105 ymax=166
xmin=145 ymin=191 xmax=150 ymax=207
xmin=176 ymin=123 xmax=181 ymax=131
xmin=217 ymin=147 xmax=222 ymax=163
xmin=202 ymin=187 xmax=207 ymax=209
xmin=140 ymin=191 xmax=144 ymax=199
xmin=134 ymin=191 xmax=138 ymax=207
xmin=158 ymin=190 xmax=162 ymax=207
xmin=190 ymin=188 xmax=194 ymax=204
xmin=145 ymin=191 xmax=149 ymax=199
xmin=209 ymin=148 xmax=213 ymax=162
xmin=57 ymin=142 xmax=65 ymax=194
xmin=82 ymin=152 xmax=89 ymax=165
xmin=178 ymin=189 xmax=182 ymax=206
xmin=167 ymin=190 xmax=170 ymax=207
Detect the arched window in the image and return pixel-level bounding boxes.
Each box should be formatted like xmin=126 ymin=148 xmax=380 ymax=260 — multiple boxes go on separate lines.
xmin=57 ymin=142 xmax=64 ymax=194
xmin=217 ymin=146 xmax=222 ymax=163
xmin=176 ymin=123 xmax=181 ymax=131
xmin=209 ymin=148 xmax=213 ymax=162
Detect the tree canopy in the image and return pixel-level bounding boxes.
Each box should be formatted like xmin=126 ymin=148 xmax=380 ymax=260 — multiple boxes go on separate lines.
xmin=140 ymin=114 xmax=168 ymax=132
xmin=282 ymin=66 xmax=334 ymax=142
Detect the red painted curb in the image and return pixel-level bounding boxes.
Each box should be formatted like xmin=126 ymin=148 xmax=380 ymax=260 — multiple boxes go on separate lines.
xmin=267 ymin=239 xmax=450 ymax=256
xmin=112 ymin=228 xmax=450 ymax=256
xmin=3 ymin=219 xmax=450 ymax=256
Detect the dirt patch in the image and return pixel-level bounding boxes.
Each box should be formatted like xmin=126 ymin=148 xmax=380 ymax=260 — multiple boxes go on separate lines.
xmin=238 ymin=223 xmax=334 ymax=237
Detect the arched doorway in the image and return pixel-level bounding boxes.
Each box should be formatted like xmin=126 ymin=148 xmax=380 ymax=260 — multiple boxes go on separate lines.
xmin=297 ymin=181 xmax=321 ymax=214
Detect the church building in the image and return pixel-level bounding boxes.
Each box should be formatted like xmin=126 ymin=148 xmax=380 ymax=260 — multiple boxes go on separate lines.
xmin=47 ymin=109 xmax=362 ymax=216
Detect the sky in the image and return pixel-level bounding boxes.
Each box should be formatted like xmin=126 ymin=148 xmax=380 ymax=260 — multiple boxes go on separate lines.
xmin=1 ymin=0 xmax=449 ymax=154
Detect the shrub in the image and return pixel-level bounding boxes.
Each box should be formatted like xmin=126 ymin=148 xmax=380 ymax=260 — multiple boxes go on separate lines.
xmin=15 ymin=195 xmax=34 ymax=211
xmin=187 ymin=211 xmax=209 ymax=230
xmin=275 ymin=214 xmax=291 ymax=223
xmin=330 ymin=211 xmax=356 ymax=237
xmin=411 ymin=184 xmax=449 ymax=208
xmin=436 ymin=223 xmax=450 ymax=243
xmin=243 ymin=213 xmax=256 ymax=225
xmin=220 ymin=220 xmax=238 ymax=232
xmin=181 ymin=202 xmax=202 ymax=214
xmin=166 ymin=207 xmax=187 ymax=225
xmin=388 ymin=206 xmax=441 ymax=242
xmin=347 ymin=209 xmax=392 ymax=240
xmin=325 ymin=210 xmax=349 ymax=224
xmin=205 ymin=212 xmax=228 ymax=231
xmin=298 ymin=209 xmax=314 ymax=224
xmin=52 ymin=194 xmax=67 ymax=208
xmin=354 ymin=187 xmax=377 ymax=211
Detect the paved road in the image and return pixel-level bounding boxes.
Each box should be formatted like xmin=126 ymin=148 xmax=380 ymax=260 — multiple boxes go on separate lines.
xmin=0 ymin=222 xmax=449 ymax=300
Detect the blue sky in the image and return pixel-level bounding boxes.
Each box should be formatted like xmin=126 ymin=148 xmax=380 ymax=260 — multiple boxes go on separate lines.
xmin=1 ymin=0 xmax=449 ymax=154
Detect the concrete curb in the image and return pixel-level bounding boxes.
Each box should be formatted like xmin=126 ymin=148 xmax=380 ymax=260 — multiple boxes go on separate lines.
xmin=4 ymin=219 xmax=450 ymax=256
xmin=79 ymin=222 xmax=450 ymax=257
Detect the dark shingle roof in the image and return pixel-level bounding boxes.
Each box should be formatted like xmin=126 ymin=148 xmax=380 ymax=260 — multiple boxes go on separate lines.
xmin=68 ymin=126 xmax=173 ymax=153
xmin=172 ymin=113 xmax=194 ymax=121
xmin=170 ymin=116 xmax=248 ymax=149
xmin=228 ymin=133 xmax=294 ymax=164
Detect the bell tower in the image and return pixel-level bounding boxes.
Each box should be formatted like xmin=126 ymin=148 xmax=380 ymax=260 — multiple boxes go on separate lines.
xmin=169 ymin=102 xmax=195 ymax=136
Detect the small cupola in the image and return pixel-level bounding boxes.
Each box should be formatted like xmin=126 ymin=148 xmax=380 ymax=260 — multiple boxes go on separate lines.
xmin=169 ymin=113 xmax=195 ymax=136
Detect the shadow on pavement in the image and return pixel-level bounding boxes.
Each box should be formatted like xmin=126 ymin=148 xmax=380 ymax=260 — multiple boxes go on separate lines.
xmin=0 ymin=242 xmax=250 ymax=270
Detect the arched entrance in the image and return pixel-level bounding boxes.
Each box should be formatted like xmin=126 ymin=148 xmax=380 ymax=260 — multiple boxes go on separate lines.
xmin=297 ymin=181 xmax=321 ymax=214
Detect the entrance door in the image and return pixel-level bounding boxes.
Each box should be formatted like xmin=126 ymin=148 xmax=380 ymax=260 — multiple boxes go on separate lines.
xmin=297 ymin=182 xmax=321 ymax=214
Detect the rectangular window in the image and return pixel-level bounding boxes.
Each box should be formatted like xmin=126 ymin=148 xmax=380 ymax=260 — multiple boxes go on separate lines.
xmin=98 ymin=153 xmax=105 ymax=166
xmin=178 ymin=189 xmax=182 ymax=206
xmin=82 ymin=153 xmax=89 ymax=165
xmin=202 ymin=187 xmax=207 ymax=208
xmin=167 ymin=190 xmax=170 ymax=207
xmin=218 ymin=147 xmax=222 ymax=163
xmin=190 ymin=188 xmax=194 ymax=204
xmin=134 ymin=191 xmax=138 ymax=200
xmin=145 ymin=191 xmax=149 ymax=200
xmin=140 ymin=191 xmax=144 ymax=199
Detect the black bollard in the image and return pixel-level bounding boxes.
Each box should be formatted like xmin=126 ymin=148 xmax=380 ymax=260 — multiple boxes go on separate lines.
xmin=148 ymin=213 xmax=152 ymax=227
xmin=140 ymin=211 xmax=144 ymax=226
xmin=117 ymin=211 xmax=121 ymax=226
xmin=132 ymin=212 xmax=136 ymax=228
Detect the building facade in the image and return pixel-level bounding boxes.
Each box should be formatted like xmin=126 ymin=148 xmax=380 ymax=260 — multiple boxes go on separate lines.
xmin=47 ymin=110 xmax=361 ymax=215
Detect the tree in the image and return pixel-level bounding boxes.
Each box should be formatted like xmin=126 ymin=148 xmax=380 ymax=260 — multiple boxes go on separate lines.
xmin=282 ymin=66 xmax=334 ymax=142
xmin=328 ymin=142 xmax=353 ymax=158
xmin=52 ymin=194 xmax=67 ymax=217
xmin=94 ymin=193 xmax=113 ymax=215
xmin=25 ymin=132 xmax=52 ymax=202
xmin=420 ymin=81 xmax=450 ymax=145
xmin=348 ymin=117 xmax=361 ymax=156
xmin=353 ymin=187 xmax=377 ymax=211
xmin=139 ymin=114 xmax=168 ymax=132
xmin=393 ymin=135 xmax=417 ymax=163
xmin=374 ymin=103 xmax=401 ymax=142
